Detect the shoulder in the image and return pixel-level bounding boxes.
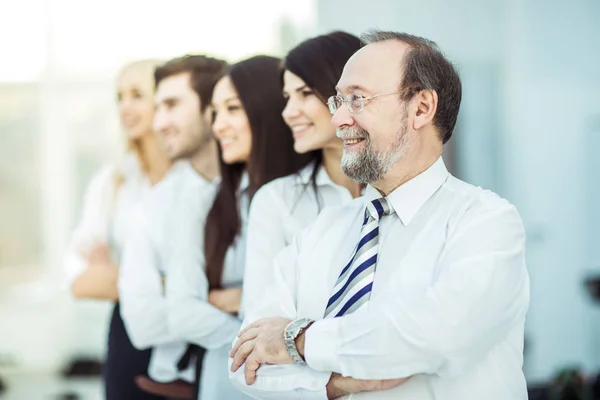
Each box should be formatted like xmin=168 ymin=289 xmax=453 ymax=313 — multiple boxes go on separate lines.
xmin=150 ymin=162 xmax=203 ymax=201
xmin=146 ymin=164 xmax=217 ymax=221
xmin=298 ymin=196 xmax=364 ymax=239
xmin=258 ymin=172 xmax=304 ymax=198
xmin=84 ymin=163 xmax=119 ymax=199
xmin=251 ymin=173 xmax=304 ymax=211
xmin=442 ymin=176 xmax=524 ymax=237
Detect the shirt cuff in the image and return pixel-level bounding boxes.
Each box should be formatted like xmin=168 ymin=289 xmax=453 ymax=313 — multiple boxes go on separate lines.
xmin=304 ymin=318 xmax=341 ymax=373
xmin=229 ymin=361 xmax=331 ymax=398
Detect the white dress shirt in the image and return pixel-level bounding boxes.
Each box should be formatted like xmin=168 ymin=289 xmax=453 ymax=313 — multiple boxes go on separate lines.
xmin=242 ymin=162 xmax=356 ymax=314
xmin=230 ymin=157 xmax=530 ymax=400
xmin=64 ymin=153 xmax=150 ymax=284
xmin=119 ymin=161 xmax=215 ymax=383
xmin=166 ymin=174 xmax=252 ymax=400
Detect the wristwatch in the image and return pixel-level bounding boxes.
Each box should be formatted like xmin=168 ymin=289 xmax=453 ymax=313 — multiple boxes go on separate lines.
xmin=284 ymin=318 xmax=314 ymax=365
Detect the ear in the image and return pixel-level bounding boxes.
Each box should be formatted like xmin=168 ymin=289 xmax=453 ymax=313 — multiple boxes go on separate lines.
xmin=412 ymin=89 xmax=438 ymax=130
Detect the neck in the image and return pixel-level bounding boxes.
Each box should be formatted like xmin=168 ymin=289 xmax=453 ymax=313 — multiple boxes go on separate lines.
xmin=322 ymin=146 xmax=363 ymax=198
xmin=190 ymin=139 xmax=220 ymax=181
xmin=137 ymin=132 xmax=171 ymax=185
xmin=375 ymin=136 xmax=443 ymax=196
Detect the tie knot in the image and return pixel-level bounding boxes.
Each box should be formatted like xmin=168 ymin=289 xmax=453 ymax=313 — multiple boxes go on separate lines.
xmin=366 ymin=197 xmax=394 ymax=221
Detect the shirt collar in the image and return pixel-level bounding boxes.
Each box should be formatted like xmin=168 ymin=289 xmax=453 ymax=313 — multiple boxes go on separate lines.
xmin=168 ymin=160 xmax=220 ymax=184
xmin=364 ymin=157 xmax=449 ymax=226
xmin=240 ymin=171 xmax=250 ymax=193
xmin=296 ymin=162 xmax=339 ymax=187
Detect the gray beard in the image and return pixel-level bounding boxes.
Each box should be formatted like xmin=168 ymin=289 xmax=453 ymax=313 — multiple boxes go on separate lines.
xmin=340 ymin=122 xmax=409 ymax=184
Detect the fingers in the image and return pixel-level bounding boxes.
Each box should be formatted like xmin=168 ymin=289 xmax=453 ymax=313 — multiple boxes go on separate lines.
xmin=208 ymin=290 xmax=220 ymax=306
xmin=230 ymin=340 xmax=256 ymax=372
xmin=244 ymin=353 xmax=261 ymax=385
xmin=361 ymin=377 xmax=409 ymax=392
xmin=384 ymin=377 xmax=409 ymax=388
xmin=230 ymin=328 xmax=259 ymax=357
xmin=238 ymin=319 xmax=267 ymax=337
xmin=85 ymin=246 xmax=110 ymax=264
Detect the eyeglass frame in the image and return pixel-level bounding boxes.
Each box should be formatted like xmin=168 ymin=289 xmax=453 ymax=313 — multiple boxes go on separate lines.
xmin=327 ymin=92 xmax=400 ymax=115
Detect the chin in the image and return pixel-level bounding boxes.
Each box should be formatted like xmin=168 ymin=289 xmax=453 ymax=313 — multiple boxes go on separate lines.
xmin=168 ymin=150 xmax=183 ymax=161
xmin=293 ymin=140 xmax=317 ymax=155
xmin=127 ymin=126 xmax=151 ymax=140
xmin=125 ymin=131 xmax=143 ymax=141
xmin=222 ymin=153 xmax=242 ymax=165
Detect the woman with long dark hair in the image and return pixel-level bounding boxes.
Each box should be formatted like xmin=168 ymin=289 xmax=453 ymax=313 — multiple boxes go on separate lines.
xmin=242 ymin=31 xmax=365 ymax=313
xmin=165 ymin=55 xmax=311 ymax=399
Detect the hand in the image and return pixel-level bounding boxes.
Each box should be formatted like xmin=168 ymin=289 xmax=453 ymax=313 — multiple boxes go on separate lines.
xmin=326 ymin=373 xmax=408 ymax=399
xmin=209 ymin=288 xmax=242 ymax=314
xmin=81 ymin=242 xmax=112 ymax=266
xmin=229 ymin=317 xmax=293 ymax=385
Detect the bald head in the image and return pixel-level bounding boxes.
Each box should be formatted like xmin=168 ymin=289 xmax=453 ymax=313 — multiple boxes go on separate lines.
xmin=338 ymin=40 xmax=410 ymax=98
xmin=345 ymin=30 xmax=462 ymax=144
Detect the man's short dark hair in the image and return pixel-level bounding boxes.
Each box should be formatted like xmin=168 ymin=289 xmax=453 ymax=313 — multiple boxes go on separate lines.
xmin=361 ymin=30 xmax=462 ymax=144
xmin=154 ymin=55 xmax=228 ymax=112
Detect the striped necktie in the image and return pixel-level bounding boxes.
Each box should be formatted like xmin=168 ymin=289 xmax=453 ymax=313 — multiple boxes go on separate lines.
xmin=324 ymin=197 xmax=394 ymax=318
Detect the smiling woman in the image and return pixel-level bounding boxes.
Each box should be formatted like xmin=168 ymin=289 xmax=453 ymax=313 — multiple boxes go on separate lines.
xmin=241 ymin=31 xmax=365 ymax=315
xmin=211 ymin=76 xmax=253 ymax=164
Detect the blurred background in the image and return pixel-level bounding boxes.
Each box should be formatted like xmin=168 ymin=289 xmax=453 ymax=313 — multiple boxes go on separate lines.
xmin=0 ymin=0 xmax=599 ymax=398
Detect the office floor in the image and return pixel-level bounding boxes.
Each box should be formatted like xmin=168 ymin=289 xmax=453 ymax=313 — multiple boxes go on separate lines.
xmin=0 ymin=370 xmax=102 ymax=400
xmin=0 ymin=265 xmax=110 ymax=400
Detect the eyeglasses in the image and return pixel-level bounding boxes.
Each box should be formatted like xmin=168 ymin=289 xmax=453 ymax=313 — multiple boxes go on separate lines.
xmin=327 ymin=92 xmax=400 ymax=115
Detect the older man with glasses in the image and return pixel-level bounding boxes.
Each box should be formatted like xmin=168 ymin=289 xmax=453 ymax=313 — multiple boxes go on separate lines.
xmin=228 ymin=30 xmax=529 ymax=400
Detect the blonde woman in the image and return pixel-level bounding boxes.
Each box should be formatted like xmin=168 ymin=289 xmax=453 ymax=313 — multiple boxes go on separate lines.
xmin=64 ymin=60 xmax=171 ymax=400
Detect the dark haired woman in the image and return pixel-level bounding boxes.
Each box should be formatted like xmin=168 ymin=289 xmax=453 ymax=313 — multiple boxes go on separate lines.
xmin=242 ymin=31 xmax=365 ymax=313
xmin=165 ymin=55 xmax=311 ymax=399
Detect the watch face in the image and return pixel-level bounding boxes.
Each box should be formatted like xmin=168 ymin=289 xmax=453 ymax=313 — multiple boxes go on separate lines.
xmin=286 ymin=318 xmax=310 ymax=337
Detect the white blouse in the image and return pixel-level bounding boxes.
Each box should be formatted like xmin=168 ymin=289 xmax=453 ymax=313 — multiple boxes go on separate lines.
xmin=64 ymin=153 xmax=150 ymax=284
xmin=242 ymin=162 xmax=356 ymax=314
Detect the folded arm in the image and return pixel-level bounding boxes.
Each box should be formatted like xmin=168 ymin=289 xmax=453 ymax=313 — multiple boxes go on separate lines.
xmin=165 ymin=189 xmax=242 ymax=350
xmin=119 ymin=209 xmax=174 ymax=349
xmin=304 ymin=204 xmax=529 ymax=379
xmin=229 ymin=242 xmax=334 ymax=399
xmin=64 ymin=166 xmax=119 ymax=300
xmin=241 ymin=185 xmax=288 ymax=315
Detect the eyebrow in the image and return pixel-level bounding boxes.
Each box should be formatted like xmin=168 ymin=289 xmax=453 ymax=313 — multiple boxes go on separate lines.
xmin=212 ymin=96 xmax=240 ymax=109
xmin=157 ymin=96 xmax=179 ymax=106
xmin=223 ymin=96 xmax=240 ymax=103
xmin=282 ymin=84 xmax=308 ymax=94
xmin=335 ymin=84 xmax=371 ymax=94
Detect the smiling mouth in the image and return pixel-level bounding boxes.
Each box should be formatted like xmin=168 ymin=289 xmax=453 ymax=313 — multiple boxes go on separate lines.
xmin=122 ymin=119 xmax=140 ymax=128
xmin=292 ymin=124 xmax=312 ymax=137
xmin=220 ymin=139 xmax=235 ymax=148
xmin=343 ymin=138 xmax=365 ymax=146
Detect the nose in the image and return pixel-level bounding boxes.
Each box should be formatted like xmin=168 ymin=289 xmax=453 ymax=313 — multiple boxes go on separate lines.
xmin=282 ymin=97 xmax=301 ymax=123
xmin=118 ymin=97 xmax=133 ymax=114
xmin=212 ymin=111 xmax=228 ymax=137
xmin=153 ymin=108 xmax=169 ymax=134
xmin=330 ymin=103 xmax=354 ymax=130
